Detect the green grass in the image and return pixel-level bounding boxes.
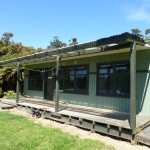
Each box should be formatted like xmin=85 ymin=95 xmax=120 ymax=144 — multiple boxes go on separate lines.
xmin=0 ymin=111 xmax=115 ymax=150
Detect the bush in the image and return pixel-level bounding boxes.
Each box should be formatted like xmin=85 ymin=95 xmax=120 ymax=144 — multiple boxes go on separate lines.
xmin=0 ymin=88 xmax=4 ymax=98
xmin=4 ymin=90 xmax=16 ymax=98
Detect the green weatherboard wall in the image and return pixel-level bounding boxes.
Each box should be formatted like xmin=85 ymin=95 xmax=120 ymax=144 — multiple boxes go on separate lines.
xmin=24 ymin=49 xmax=150 ymax=115
xmin=136 ymin=49 xmax=150 ymax=115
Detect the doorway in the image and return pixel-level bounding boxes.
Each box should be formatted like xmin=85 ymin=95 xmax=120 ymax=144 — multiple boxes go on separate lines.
xmin=44 ymin=71 xmax=54 ymax=100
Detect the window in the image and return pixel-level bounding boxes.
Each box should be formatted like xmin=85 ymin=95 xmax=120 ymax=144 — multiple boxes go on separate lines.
xmin=60 ymin=65 xmax=88 ymax=94
xmin=97 ymin=61 xmax=130 ymax=97
xmin=28 ymin=70 xmax=43 ymax=91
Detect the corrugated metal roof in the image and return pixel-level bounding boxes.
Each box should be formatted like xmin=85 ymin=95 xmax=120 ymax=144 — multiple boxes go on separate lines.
xmin=0 ymin=32 xmax=145 ymax=66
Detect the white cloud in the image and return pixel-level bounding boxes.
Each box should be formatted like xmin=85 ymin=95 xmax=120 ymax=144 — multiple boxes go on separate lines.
xmin=124 ymin=1 xmax=150 ymax=24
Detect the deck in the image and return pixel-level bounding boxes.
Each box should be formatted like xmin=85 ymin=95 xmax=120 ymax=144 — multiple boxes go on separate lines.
xmin=136 ymin=125 xmax=150 ymax=146
xmin=1 ymin=97 xmax=150 ymax=145
xmin=0 ymin=102 xmax=14 ymax=109
xmin=17 ymin=99 xmax=150 ymax=129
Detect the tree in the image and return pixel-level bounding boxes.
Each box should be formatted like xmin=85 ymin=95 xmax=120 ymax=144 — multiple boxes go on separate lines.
xmin=131 ymin=28 xmax=141 ymax=35
xmin=37 ymin=47 xmax=43 ymax=52
xmin=145 ymin=29 xmax=150 ymax=36
xmin=2 ymin=32 xmax=14 ymax=41
xmin=69 ymin=37 xmax=78 ymax=46
xmin=0 ymin=32 xmax=44 ymax=97
xmin=47 ymin=36 xmax=67 ymax=49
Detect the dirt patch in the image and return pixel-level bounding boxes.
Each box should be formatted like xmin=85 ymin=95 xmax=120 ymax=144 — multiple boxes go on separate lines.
xmin=3 ymin=108 xmax=150 ymax=150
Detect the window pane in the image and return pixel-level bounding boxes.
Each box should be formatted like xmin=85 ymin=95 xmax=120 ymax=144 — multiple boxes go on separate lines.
xmin=66 ymin=68 xmax=74 ymax=75
xmin=98 ymin=65 xmax=114 ymax=94
xmin=76 ymin=67 xmax=87 ymax=74
xmin=76 ymin=66 xmax=88 ymax=91
xmin=98 ymin=74 xmax=114 ymax=94
xmin=116 ymin=73 xmax=130 ymax=95
xmin=76 ymin=75 xmax=87 ymax=90
xmin=116 ymin=64 xmax=130 ymax=95
xmin=99 ymin=65 xmax=113 ymax=74
xmin=99 ymin=68 xmax=108 ymax=74
xmin=28 ymin=71 xmax=43 ymax=91
xmin=116 ymin=64 xmax=129 ymax=73
xmin=64 ymin=67 xmax=75 ymax=90
xmin=64 ymin=75 xmax=74 ymax=90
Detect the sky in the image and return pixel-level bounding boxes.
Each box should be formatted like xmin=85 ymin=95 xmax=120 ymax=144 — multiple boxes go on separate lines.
xmin=0 ymin=0 xmax=150 ymax=49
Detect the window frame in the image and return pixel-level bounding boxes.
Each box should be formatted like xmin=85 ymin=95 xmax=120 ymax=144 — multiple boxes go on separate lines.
xmin=60 ymin=64 xmax=89 ymax=95
xmin=96 ymin=61 xmax=130 ymax=98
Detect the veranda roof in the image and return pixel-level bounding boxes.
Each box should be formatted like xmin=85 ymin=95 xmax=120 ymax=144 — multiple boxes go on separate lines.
xmin=0 ymin=32 xmax=145 ymax=66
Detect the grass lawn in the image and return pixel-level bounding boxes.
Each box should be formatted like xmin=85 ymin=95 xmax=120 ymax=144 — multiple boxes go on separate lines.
xmin=0 ymin=111 xmax=115 ymax=150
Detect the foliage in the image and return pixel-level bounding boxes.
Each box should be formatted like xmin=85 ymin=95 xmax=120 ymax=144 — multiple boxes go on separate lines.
xmin=131 ymin=28 xmax=141 ymax=35
xmin=145 ymin=29 xmax=150 ymax=36
xmin=0 ymin=32 xmax=44 ymax=96
xmin=0 ymin=112 xmax=114 ymax=150
xmin=69 ymin=37 xmax=78 ymax=46
xmin=0 ymin=67 xmax=15 ymax=82
xmin=2 ymin=32 xmax=14 ymax=41
xmin=0 ymin=32 xmax=44 ymax=61
xmin=0 ymin=67 xmax=15 ymax=95
xmin=0 ymin=42 xmax=40 ymax=61
xmin=0 ymin=87 xmax=4 ymax=98
xmin=47 ymin=36 xmax=67 ymax=49
xmin=0 ymin=66 xmax=24 ymax=94
xmin=4 ymin=90 xmax=16 ymax=98
xmin=131 ymin=28 xmax=144 ymax=38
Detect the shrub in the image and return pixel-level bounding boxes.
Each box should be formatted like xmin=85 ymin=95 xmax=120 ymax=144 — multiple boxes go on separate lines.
xmin=4 ymin=90 xmax=16 ymax=98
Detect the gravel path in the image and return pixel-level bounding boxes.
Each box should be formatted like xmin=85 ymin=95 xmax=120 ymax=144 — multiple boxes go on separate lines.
xmin=2 ymin=108 xmax=150 ymax=150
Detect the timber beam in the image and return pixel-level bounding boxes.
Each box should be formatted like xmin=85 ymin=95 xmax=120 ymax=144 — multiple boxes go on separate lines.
xmin=16 ymin=62 xmax=20 ymax=104
xmin=55 ymin=55 xmax=60 ymax=112
xmin=130 ymin=42 xmax=136 ymax=133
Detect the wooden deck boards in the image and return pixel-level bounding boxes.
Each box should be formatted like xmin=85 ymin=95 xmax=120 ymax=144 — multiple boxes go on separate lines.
xmin=136 ymin=126 xmax=150 ymax=146
xmin=1 ymin=97 xmax=150 ymax=130
xmin=0 ymin=98 xmax=16 ymax=105
xmin=18 ymin=101 xmax=150 ymax=130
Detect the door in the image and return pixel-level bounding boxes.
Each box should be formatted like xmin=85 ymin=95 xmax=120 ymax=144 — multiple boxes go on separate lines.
xmin=44 ymin=71 xmax=54 ymax=100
